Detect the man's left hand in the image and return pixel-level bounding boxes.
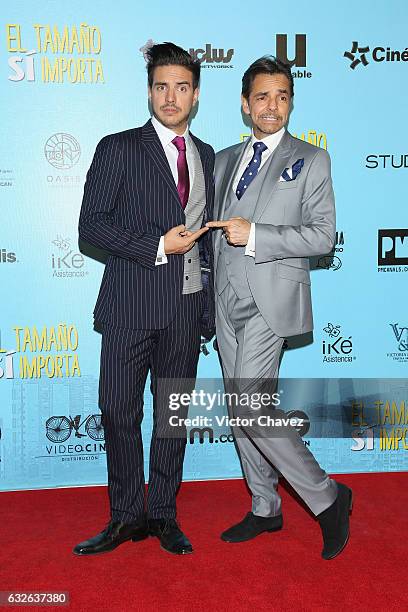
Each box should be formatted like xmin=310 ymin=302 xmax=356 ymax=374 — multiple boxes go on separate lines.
xmin=206 ymin=217 xmax=251 ymax=246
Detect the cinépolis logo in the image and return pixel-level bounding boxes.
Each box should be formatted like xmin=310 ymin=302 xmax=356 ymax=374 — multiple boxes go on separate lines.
xmin=344 ymin=41 xmax=408 ymax=70
xmin=0 ymin=323 xmax=81 ymax=380
xmin=6 ymin=23 xmax=104 ymax=84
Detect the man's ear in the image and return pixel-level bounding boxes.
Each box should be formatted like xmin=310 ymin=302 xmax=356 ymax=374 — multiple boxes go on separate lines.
xmin=241 ymin=94 xmax=250 ymax=116
xmin=193 ymin=87 xmax=200 ymax=105
xmin=148 ymin=85 xmax=152 ymax=101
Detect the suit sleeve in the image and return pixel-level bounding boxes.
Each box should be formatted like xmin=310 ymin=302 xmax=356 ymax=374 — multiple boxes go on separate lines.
xmin=78 ymin=135 xmax=160 ymax=270
xmin=254 ymin=148 xmax=336 ymax=262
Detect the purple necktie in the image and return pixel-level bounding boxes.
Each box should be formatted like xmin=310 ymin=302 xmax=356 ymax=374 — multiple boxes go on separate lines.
xmin=172 ymin=136 xmax=189 ymax=209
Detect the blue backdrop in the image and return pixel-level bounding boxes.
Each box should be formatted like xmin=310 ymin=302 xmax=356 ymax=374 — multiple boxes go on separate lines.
xmin=1 ymin=0 xmax=407 ymax=490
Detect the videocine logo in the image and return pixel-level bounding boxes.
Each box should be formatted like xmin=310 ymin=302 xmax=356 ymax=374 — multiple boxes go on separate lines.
xmin=378 ymin=229 xmax=408 ymax=266
xmin=275 ymin=34 xmax=311 ymax=79
xmin=344 ymin=41 xmax=408 ymax=69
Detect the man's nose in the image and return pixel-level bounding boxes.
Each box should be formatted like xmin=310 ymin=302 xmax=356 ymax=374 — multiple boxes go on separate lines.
xmin=267 ymin=97 xmax=278 ymax=111
xmin=165 ymin=87 xmax=175 ymax=103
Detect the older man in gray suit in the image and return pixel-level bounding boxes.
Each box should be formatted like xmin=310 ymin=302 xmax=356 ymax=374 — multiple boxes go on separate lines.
xmin=207 ymin=56 xmax=352 ymax=560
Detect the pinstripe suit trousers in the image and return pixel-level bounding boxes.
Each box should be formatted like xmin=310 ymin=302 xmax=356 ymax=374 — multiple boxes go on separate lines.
xmin=98 ymin=291 xmax=203 ymax=522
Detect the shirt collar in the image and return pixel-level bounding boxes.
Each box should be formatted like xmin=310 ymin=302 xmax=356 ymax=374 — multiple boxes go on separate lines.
xmin=151 ymin=115 xmax=190 ymax=149
xmin=250 ymin=126 xmax=286 ymax=152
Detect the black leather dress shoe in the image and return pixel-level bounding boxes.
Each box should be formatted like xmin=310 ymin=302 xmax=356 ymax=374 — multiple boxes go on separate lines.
xmin=148 ymin=518 xmax=193 ymax=555
xmin=73 ymin=518 xmax=149 ymax=556
xmin=221 ymin=511 xmax=283 ymax=543
xmin=318 ymin=482 xmax=353 ymax=560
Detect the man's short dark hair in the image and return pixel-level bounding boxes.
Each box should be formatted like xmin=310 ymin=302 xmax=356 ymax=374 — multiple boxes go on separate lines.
xmin=242 ymin=56 xmax=294 ymax=99
xmin=146 ymin=42 xmax=200 ymax=90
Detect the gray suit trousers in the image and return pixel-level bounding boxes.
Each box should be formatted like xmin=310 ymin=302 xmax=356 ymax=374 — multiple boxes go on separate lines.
xmin=216 ymin=283 xmax=337 ymax=517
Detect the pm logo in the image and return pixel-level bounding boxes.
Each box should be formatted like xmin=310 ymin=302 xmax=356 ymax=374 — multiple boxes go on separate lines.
xmin=45 ymin=133 xmax=81 ymax=170
xmin=378 ymin=229 xmax=408 ymax=265
xmin=276 ymin=34 xmax=306 ymax=67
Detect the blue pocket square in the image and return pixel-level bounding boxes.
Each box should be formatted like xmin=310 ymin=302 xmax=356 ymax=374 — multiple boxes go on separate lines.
xmin=279 ymin=158 xmax=304 ymax=182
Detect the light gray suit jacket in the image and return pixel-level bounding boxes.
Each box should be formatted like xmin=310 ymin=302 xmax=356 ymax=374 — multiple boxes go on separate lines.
xmin=213 ymin=130 xmax=336 ymax=337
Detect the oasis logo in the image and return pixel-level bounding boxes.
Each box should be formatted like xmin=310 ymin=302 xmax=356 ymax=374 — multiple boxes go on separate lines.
xmin=45 ymin=133 xmax=80 ymax=170
xmin=275 ymin=34 xmax=311 ymax=79
xmin=344 ymin=41 xmax=408 ymax=69
xmin=378 ymin=229 xmax=408 ymax=267
xmin=322 ymin=323 xmax=355 ymax=363
xmin=366 ymin=154 xmax=408 ymax=169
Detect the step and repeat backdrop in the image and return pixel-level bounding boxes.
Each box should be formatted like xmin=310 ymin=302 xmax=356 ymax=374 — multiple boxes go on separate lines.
xmin=1 ymin=0 xmax=407 ymax=490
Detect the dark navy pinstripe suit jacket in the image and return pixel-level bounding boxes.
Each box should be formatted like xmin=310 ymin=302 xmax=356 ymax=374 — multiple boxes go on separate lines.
xmin=78 ymin=119 xmax=215 ymax=334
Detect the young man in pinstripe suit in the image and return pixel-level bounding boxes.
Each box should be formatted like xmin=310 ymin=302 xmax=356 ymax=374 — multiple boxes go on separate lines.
xmin=75 ymin=43 xmax=215 ymax=556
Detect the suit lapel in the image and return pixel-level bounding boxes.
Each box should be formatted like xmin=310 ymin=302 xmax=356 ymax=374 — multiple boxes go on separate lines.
xmin=253 ymin=131 xmax=296 ymax=221
xmin=190 ymin=133 xmax=212 ymax=221
xmin=218 ymin=140 xmax=248 ymax=221
xmin=141 ymin=119 xmax=181 ymax=208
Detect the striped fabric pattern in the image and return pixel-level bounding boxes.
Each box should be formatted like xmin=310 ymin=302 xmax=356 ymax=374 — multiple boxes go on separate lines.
xmin=78 ymin=119 xmax=215 ymax=331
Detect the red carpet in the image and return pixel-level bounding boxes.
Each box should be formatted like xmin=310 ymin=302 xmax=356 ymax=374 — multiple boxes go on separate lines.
xmin=1 ymin=473 xmax=407 ymax=611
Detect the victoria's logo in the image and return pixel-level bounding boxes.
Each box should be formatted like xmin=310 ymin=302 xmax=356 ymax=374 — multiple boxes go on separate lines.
xmin=389 ymin=323 xmax=408 ymax=353
xmin=45 ymin=133 xmax=81 ymax=170
xmin=344 ymin=42 xmax=370 ymax=69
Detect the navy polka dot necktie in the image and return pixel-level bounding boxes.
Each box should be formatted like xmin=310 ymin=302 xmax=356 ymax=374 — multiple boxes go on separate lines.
xmin=236 ymin=141 xmax=268 ymax=200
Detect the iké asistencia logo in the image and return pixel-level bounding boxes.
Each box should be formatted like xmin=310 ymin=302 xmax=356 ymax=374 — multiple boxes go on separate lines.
xmin=51 ymin=235 xmax=88 ymax=279
xmin=344 ymin=40 xmax=408 ymax=70
xmin=0 ymin=324 xmax=81 ymax=380
xmin=6 ymin=23 xmax=105 ymax=84
xmin=44 ymin=413 xmax=105 ymax=462
xmin=387 ymin=323 xmax=408 ymax=363
xmin=322 ymin=322 xmax=356 ymax=364
xmin=378 ymin=229 xmax=408 ymax=272
xmin=351 ymin=400 xmax=408 ymax=452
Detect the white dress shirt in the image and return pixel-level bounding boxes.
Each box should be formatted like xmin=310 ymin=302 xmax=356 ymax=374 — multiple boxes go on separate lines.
xmin=151 ymin=115 xmax=195 ymax=265
xmin=232 ymin=127 xmax=285 ymax=257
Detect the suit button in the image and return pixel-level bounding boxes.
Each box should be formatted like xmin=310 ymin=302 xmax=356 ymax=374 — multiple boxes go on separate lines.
xmin=186 ymin=276 xmax=189 ymax=280
xmin=188 ymin=259 xmax=191 ymax=263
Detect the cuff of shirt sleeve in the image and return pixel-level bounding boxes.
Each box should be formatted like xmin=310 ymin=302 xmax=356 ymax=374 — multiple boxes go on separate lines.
xmin=155 ymin=235 xmax=168 ymax=266
xmin=245 ymin=223 xmax=256 ymax=257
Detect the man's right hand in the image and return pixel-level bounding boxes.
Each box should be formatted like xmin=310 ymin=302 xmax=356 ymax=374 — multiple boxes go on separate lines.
xmin=164 ymin=224 xmax=209 ymax=255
